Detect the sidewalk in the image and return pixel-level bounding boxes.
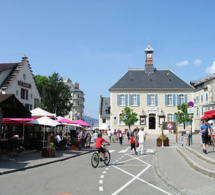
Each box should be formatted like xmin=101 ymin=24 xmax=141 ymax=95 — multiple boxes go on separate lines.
xmin=0 ymin=147 xmax=95 ymax=175
xmin=155 ymin=133 xmax=215 ymax=195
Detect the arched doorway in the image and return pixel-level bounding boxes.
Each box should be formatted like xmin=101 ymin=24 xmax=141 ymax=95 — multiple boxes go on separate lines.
xmin=149 ymin=114 xmax=156 ymax=129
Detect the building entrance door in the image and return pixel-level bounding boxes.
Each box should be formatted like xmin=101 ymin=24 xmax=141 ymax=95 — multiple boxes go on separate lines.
xmin=149 ymin=114 xmax=156 ymax=129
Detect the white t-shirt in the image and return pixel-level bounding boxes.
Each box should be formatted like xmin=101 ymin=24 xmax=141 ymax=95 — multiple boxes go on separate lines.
xmin=108 ymin=131 xmax=112 ymax=136
xmin=138 ymin=131 xmax=145 ymax=143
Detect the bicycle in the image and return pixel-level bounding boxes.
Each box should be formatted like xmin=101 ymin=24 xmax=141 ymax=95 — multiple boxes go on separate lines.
xmin=91 ymin=144 xmax=111 ymax=168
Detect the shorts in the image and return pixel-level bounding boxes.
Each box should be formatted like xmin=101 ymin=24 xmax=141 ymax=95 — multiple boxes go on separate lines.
xmin=131 ymin=143 xmax=136 ymax=150
xmin=202 ymin=134 xmax=208 ymax=144
xmin=96 ymin=147 xmax=105 ymax=153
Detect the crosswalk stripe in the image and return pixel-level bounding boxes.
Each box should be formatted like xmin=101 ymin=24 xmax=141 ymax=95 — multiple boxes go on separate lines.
xmin=109 ymin=150 xmax=115 ymax=153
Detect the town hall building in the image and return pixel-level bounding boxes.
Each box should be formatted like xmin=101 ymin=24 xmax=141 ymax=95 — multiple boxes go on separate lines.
xmin=109 ymin=43 xmax=194 ymax=132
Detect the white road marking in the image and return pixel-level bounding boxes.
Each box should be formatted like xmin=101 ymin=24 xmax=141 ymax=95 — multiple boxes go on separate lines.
xmin=103 ymin=171 xmax=106 ymax=174
xmin=146 ymin=149 xmax=154 ymax=153
xmin=118 ymin=147 xmax=130 ymax=153
xmin=111 ymin=154 xmax=172 ymax=195
xmin=100 ymin=175 xmax=104 ymax=179
xmin=99 ymin=187 xmax=104 ymax=191
xmin=106 ymin=168 xmax=109 ymax=170
xmin=109 ymin=150 xmax=115 ymax=153
xmin=99 ymin=180 xmax=103 ymax=184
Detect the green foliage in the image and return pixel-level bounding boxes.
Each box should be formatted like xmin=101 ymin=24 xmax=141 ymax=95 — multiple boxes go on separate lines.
xmin=120 ymin=107 xmax=138 ymax=128
xmin=34 ymin=72 xmax=73 ymax=116
xmin=175 ymin=103 xmax=192 ymax=129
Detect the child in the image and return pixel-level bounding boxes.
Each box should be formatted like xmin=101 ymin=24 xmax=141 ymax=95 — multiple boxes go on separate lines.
xmin=130 ymin=133 xmax=137 ymax=155
xmin=95 ymin=133 xmax=110 ymax=160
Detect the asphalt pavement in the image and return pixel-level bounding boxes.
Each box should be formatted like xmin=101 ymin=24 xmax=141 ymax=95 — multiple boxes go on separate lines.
xmin=1 ymin=133 xmax=215 ymax=195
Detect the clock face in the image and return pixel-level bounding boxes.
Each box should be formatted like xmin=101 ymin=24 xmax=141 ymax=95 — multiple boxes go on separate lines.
xmin=147 ymin=54 xmax=152 ymax=58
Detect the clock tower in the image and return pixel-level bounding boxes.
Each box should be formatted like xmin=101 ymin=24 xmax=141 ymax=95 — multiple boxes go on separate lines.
xmin=145 ymin=43 xmax=154 ymax=73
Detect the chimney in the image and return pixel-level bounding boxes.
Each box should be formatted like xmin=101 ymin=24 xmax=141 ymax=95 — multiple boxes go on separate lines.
xmin=75 ymin=82 xmax=79 ymax=88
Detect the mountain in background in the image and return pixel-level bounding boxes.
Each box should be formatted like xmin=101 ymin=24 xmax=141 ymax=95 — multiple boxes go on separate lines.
xmin=83 ymin=115 xmax=98 ymax=126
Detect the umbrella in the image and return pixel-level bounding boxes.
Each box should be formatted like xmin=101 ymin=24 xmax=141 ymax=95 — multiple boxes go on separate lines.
xmin=72 ymin=120 xmax=92 ymax=127
xmin=56 ymin=118 xmax=76 ymax=124
xmin=27 ymin=116 xmax=60 ymax=146
xmin=30 ymin=107 xmax=56 ymax=119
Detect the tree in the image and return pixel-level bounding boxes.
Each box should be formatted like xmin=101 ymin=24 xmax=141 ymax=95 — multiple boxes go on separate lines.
xmin=120 ymin=107 xmax=138 ymax=128
xmin=34 ymin=72 xmax=73 ymax=116
xmin=175 ymin=103 xmax=192 ymax=129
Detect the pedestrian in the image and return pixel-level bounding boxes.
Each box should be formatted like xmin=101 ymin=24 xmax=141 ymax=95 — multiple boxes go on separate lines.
xmin=113 ymin=129 xmax=117 ymax=143
xmin=127 ymin=128 xmax=132 ymax=143
xmin=130 ymin=132 xmax=137 ymax=155
xmin=93 ymin=130 xmax=98 ymax=143
xmin=119 ymin=130 xmax=123 ymax=145
xmin=136 ymin=127 xmax=146 ymax=155
xmin=108 ymin=129 xmax=112 ymax=143
xmin=200 ymin=119 xmax=210 ymax=154
xmin=85 ymin=131 xmax=92 ymax=147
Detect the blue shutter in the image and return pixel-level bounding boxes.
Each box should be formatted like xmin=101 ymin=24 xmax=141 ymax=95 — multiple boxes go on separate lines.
xmin=173 ymin=94 xmax=176 ymax=106
xmin=201 ymin=95 xmax=203 ymax=102
xmin=117 ymin=94 xmax=120 ymax=106
xmin=206 ymin=93 xmax=208 ymax=101
xmin=129 ymin=94 xmax=132 ymax=106
xmin=165 ymin=94 xmax=167 ymax=106
xmin=147 ymin=94 xmax=150 ymax=106
xmin=174 ymin=114 xmax=176 ymax=121
xmin=197 ymin=109 xmax=198 ymax=116
xmin=185 ymin=121 xmax=188 ymax=126
xmin=137 ymin=94 xmax=140 ymax=106
xmin=125 ymin=95 xmax=128 ymax=106
xmin=155 ymin=94 xmax=158 ymax=106
xmin=202 ymin=107 xmax=204 ymax=115
xmin=185 ymin=94 xmax=187 ymax=104
xmin=177 ymin=94 xmax=180 ymax=105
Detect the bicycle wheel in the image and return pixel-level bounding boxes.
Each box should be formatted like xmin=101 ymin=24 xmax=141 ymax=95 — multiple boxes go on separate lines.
xmin=91 ymin=152 xmax=99 ymax=168
xmin=103 ymin=150 xmax=111 ymax=166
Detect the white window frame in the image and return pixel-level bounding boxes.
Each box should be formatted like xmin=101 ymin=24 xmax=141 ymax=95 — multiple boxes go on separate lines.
xmin=131 ymin=94 xmax=137 ymax=106
xmin=179 ymin=94 xmax=185 ymax=105
xmin=167 ymin=113 xmax=174 ymax=122
xmin=119 ymin=113 xmax=125 ymax=125
xmin=149 ymin=94 xmax=155 ymax=106
xmin=167 ymin=94 xmax=173 ymax=106
xmin=119 ymin=94 xmax=126 ymax=106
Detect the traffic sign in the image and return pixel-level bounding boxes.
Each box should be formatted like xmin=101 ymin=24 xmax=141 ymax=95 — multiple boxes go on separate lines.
xmin=188 ymin=101 xmax=194 ymax=108
xmin=167 ymin=123 xmax=173 ymax=129
xmin=188 ymin=108 xmax=195 ymax=113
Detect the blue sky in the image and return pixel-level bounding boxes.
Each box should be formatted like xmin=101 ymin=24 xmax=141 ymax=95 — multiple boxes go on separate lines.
xmin=1 ymin=0 xmax=215 ymax=119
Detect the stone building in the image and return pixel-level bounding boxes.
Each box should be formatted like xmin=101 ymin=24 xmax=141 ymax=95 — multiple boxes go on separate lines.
xmin=109 ymin=44 xmax=194 ymax=132
xmin=99 ymin=95 xmax=110 ymax=130
xmin=0 ymin=56 xmax=41 ymax=110
xmin=190 ymin=74 xmax=215 ymax=130
xmin=63 ymin=79 xmax=85 ymax=120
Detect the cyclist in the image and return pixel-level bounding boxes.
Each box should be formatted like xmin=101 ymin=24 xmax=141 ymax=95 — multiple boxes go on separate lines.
xmin=95 ymin=133 xmax=110 ymax=161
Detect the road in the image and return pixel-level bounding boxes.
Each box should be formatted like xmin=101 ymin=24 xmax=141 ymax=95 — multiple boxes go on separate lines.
xmin=0 ymin=137 xmax=175 ymax=195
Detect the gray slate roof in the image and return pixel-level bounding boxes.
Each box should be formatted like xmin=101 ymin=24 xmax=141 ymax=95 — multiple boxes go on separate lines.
xmin=109 ymin=69 xmax=194 ymax=91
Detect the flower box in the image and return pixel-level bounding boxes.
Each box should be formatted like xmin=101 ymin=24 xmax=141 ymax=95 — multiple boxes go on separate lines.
xmin=156 ymin=138 xmax=169 ymax=147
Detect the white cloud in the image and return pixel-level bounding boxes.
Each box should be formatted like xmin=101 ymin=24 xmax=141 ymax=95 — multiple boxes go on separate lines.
xmin=176 ymin=60 xmax=189 ymax=66
xmin=193 ymin=59 xmax=202 ymax=65
xmin=206 ymin=61 xmax=215 ymax=74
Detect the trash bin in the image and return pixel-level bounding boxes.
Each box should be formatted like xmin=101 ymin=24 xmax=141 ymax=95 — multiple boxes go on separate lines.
xmin=183 ymin=134 xmax=190 ymax=146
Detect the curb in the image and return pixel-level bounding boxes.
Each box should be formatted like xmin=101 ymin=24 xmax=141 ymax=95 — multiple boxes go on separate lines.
xmin=0 ymin=150 xmax=94 ymax=175
xmin=154 ymin=148 xmax=192 ymax=195
xmin=185 ymin=146 xmax=215 ymax=166
xmin=176 ymin=147 xmax=215 ymax=178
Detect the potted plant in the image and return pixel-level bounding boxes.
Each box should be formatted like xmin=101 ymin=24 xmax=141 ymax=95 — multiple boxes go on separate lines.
xmin=0 ymin=150 xmax=9 ymax=161
xmin=42 ymin=143 xmax=55 ymax=157
xmin=15 ymin=146 xmax=25 ymax=157
xmin=156 ymin=135 xmax=169 ymax=146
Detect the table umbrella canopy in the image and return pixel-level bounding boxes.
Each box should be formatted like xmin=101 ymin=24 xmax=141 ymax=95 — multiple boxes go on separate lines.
xmin=3 ymin=118 xmax=34 ymax=124
xmin=30 ymin=108 xmax=56 ymax=119
xmin=56 ymin=118 xmax=75 ymax=124
xmin=72 ymin=120 xmax=92 ymax=127
xmin=27 ymin=116 xmax=60 ymax=126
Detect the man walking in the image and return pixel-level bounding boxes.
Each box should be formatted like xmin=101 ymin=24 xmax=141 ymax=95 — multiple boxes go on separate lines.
xmin=200 ymin=120 xmax=211 ymax=154
xmin=136 ymin=127 xmax=146 ymax=155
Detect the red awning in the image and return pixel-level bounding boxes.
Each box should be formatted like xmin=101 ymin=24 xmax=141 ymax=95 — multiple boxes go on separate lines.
xmin=201 ymin=109 xmax=215 ymax=120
